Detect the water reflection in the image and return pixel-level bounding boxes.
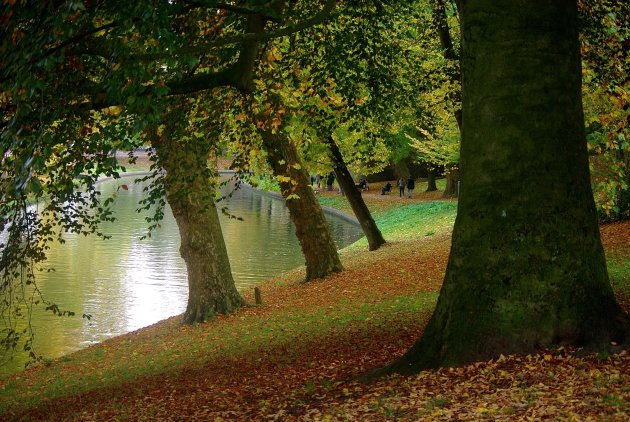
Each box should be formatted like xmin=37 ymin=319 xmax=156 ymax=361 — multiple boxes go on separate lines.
xmin=0 ymin=176 xmax=363 ymax=375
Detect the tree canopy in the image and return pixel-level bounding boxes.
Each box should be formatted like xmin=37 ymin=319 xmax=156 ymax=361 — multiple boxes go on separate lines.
xmin=1 ymin=0 xmax=628 ymax=371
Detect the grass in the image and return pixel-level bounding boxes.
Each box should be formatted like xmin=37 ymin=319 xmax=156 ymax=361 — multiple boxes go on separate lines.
xmin=0 ymin=198 xmax=451 ymax=416
xmin=0 ymin=290 xmax=435 ymax=412
xmin=343 ymin=201 xmax=457 ymax=252
xmin=316 ymin=177 xmax=450 ymax=218
xmin=0 ymin=189 xmax=628 ymax=420
xmin=608 ymin=258 xmax=630 ymax=292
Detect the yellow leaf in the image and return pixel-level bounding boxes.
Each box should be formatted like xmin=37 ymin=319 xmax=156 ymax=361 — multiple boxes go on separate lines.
xmin=330 ymin=95 xmax=344 ymax=107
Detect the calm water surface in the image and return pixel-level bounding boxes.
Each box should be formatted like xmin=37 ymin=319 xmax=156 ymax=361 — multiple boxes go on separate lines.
xmin=0 ymin=176 xmax=362 ymax=375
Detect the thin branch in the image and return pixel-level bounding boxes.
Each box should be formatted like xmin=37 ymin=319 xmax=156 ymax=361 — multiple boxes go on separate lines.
xmin=10 ymin=1 xmax=339 ymax=112
xmin=40 ymin=21 xmax=118 ymax=62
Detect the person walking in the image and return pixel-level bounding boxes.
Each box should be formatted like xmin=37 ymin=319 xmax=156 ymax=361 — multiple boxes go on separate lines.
xmin=406 ymin=176 xmax=415 ymax=198
xmin=398 ymin=177 xmax=405 ymax=197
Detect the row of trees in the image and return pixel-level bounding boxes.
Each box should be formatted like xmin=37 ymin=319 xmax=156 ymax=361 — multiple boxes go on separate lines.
xmin=1 ymin=0 xmax=628 ymax=370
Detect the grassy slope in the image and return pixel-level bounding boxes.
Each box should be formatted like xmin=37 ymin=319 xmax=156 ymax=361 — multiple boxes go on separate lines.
xmin=0 ymin=189 xmax=628 ymax=420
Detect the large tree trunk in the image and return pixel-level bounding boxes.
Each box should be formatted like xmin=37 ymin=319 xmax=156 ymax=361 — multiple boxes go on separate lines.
xmin=388 ymin=0 xmax=629 ymax=372
xmin=257 ymin=125 xmax=344 ymax=281
xmin=154 ymin=132 xmax=245 ymax=324
xmin=426 ymin=168 xmax=438 ymax=192
xmin=326 ymin=136 xmax=385 ymax=251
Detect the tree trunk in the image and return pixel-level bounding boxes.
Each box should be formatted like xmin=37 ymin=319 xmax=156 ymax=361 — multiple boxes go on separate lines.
xmin=234 ymin=11 xmax=342 ymax=282
xmin=426 ymin=168 xmax=438 ymax=192
xmin=442 ymin=166 xmax=459 ymax=197
xmin=326 ymin=136 xmax=385 ymax=251
xmin=388 ymin=0 xmax=629 ymax=372
xmin=257 ymin=125 xmax=344 ymax=281
xmin=154 ymin=132 xmax=245 ymax=324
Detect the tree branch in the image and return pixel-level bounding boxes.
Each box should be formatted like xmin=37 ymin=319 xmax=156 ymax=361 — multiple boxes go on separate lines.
xmin=166 ymin=66 xmax=237 ymax=95
xmin=179 ymin=0 xmax=280 ymax=21
xmin=40 ymin=21 xmax=118 ymax=63
xmin=10 ymin=0 xmax=338 ymax=112
xmin=136 ymin=0 xmax=337 ymax=61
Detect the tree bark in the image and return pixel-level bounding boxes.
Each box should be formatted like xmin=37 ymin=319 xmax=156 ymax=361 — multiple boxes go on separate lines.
xmin=387 ymin=0 xmax=629 ymax=372
xmin=257 ymin=124 xmax=344 ymax=281
xmin=442 ymin=165 xmax=459 ymax=197
xmin=426 ymin=168 xmax=438 ymax=192
xmin=326 ymin=136 xmax=385 ymax=251
xmin=153 ymin=130 xmax=245 ymax=324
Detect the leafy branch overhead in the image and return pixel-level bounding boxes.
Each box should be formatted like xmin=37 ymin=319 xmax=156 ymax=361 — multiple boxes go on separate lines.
xmin=0 ymin=0 xmax=342 ymax=354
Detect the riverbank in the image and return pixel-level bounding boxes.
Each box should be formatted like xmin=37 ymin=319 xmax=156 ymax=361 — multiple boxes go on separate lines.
xmin=1 ymin=188 xmax=629 ymax=420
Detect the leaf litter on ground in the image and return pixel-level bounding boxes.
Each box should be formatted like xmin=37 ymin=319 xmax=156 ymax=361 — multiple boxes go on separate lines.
xmin=0 ymin=190 xmax=628 ymax=421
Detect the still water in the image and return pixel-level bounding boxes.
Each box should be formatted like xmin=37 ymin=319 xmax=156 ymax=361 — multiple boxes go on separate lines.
xmin=0 ymin=175 xmax=363 ymax=376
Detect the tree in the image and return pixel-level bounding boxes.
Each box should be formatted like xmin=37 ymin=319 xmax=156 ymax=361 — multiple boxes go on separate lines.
xmin=326 ymin=136 xmax=385 ymax=251
xmin=579 ymin=0 xmax=630 ymax=221
xmin=0 ymin=0 xmax=341 ymax=345
xmin=152 ymin=105 xmax=245 ymax=323
xmin=251 ymin=91 xmax=345 ymax=280
xmin=430 ymin=0 xmax=461 ymax=198
xmin=277 ymin=0 xmax=420 ymax=250
xmin=384 ymin=0 xmax=629 ymax=372
xmin=235 ymin=8 xmax=345 ymax=281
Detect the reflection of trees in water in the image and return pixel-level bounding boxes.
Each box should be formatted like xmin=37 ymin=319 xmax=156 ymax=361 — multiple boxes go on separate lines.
xmin=0 ymin=178 xmax=362 ymax=376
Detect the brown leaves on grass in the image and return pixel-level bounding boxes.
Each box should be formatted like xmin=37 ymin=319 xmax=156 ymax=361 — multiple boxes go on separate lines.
xmin=600 ymin=220 xmax=630 ymax=259
xmin=3 ymin=222 xmax=629 ymax=421
xmin=306 ymin=350 xmax=630 ymax=421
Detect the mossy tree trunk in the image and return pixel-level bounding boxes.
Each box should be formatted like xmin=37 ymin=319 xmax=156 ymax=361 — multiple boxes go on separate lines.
xmin=326 ymin=136 xmax=385 ymax=251
xmin=154 ymin=129 xmax=245 ymax=324
xmin=388 ymin=0 xmax=629 ymax=372
xmin=258 ymin=124 xmax=344 ymax=281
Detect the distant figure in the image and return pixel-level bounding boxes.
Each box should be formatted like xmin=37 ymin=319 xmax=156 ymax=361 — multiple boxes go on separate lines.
xmin=381 ymin=182 xmax=393 ymax=195
xmin=407 ymin=177 xmax=415 ymax=198
xmin=398 ymin=177 xmax=405 ymax=197
xmin=357 ymin=178 xmax=369 ymax=191
xmin=326 ymin=172 xmax=335 ymax=191
xmin=316 ymin=174 xmax=322 ymax=188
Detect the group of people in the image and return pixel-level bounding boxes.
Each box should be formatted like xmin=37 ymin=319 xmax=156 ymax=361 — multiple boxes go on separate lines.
xmin=380 ymin=177 xmax=415 ymax=197
xmin=311 ymin=172 xmax=370 ymax=195
xmin=310 ymin=172 xmax=337 ymax=192
xmin=312 ymin=172 xmax=415 ymax=198
xmin=398 ymin=177 xmax=415 ymax=198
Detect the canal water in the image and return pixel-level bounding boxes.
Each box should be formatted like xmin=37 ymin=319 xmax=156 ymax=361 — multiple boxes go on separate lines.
xmin=0 ymin=175 xmax=363 ymax=376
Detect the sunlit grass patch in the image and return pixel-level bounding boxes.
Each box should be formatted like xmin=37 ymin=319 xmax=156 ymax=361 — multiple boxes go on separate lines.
xmin=344 ymin=201 xmax=457 ymax=251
